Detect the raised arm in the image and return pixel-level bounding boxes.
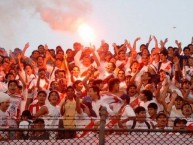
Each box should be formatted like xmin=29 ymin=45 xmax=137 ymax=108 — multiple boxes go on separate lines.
xmin=175 ymin=40 xmax=182 ymax=54
xmin=133 ymin=37 xmax=140 ymax=51
xmin=173 ymin=56 xmax=182 ymax=84
xmin=43 ymin=44 xmax=55 ymax=67
xmin=183 ymin=85 xmax=193 ymax=104
xmin=74 ymin=45 xmax=83 ymax=66
xmin=82 ymin=67 xmax=95 ymax=90
xmin=125 ymin=39 xmax=132 ymax=51
xmin=17 ymin=69 xmax=27 ymax=89
xmin=17 ymin=53 xmax=23 ymax=72
xmin=146 ymin=35 xmax=152 ymax=48
xmin=21 ymin=42 xmax=30 ymax=58
xmin=152 ymin=35 xmax=159 ymax=50
xmin=34 ymin=106 xmax=48 ymax=118
xmin=63 ymin=53 xmax=72 ymax=85
xmin=166 ymin=91 xmax=177 ymax=114
xmin=160 ymin=38 xmax=168 ymax=50
xmin=75 ymin=93 xmax=82 ymax=114
xmin=90 ymin=45 xmax=100 ymax=67
xmin=112 ymin=42 xmax=119 ymax=56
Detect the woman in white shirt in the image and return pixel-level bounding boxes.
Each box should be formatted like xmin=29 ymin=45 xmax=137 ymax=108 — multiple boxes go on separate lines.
xmin=34 ymin=91 xmax=60 ymax=139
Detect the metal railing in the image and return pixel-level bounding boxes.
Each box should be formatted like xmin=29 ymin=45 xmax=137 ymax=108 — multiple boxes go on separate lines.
xmin=0 ymin=107 xmax=193 ymax=145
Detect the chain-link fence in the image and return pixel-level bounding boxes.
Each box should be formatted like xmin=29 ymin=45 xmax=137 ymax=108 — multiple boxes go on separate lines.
xmin=0 ymin=128 xmax=99 ymax=144
xmin=0 ymin=128 xmax=193 ymax=145
xmin=1 ymin=106 xmax=193 ymax=144
xmin=104 ymin=129 xmax=193 ymax=145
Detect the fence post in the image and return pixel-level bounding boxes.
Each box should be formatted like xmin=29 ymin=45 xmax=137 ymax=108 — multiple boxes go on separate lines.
xmin=99 ymin=106 xmax=107 ymax=145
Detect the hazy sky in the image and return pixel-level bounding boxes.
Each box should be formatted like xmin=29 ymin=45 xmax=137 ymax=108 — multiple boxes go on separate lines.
xmin=0 ymin=0 xmax=193 ymax=56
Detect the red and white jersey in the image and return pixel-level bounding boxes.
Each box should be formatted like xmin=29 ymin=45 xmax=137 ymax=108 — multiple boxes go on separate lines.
xmin=97 ymin=63 xmax=115 ymax=80
xmin=120 ymin=104 xmax=136 ymax=120
xmin=28 ymin=78 xmax=49 ymax=99
xmin=29 ymin=78 xmax=49 ymax=90
xmin=182 ymin=114 xmax=193 ymax=129
xmin=92 ymin=99 xmax=101 ymax=119
xmin=28 ymin=102 xmax=42 ymax=116
xmin=26 ymin=74 xmax=36 ymax=88
xmin=159 ymin=61 xmax=172 ymax=75
xmin=116 ymin=59 xmax=128 ymax=70
xmin=119 ymin=81 xmax=127 ymax=93
xmin=100 ymin=92 xmax=123 ymax=116
xmin=20 ymin=70 xmax=36 ymax=88
xmin=130 ymin=95 xmax=140 ymax=109
xmin=75 ymin=111 xmax=95 ymax=138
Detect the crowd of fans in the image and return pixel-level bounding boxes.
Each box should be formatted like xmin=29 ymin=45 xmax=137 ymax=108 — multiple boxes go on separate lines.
xmin=0 ymin=36 xmax=193 ymax=140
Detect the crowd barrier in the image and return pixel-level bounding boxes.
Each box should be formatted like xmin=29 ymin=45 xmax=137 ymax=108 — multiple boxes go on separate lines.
xmin=1 ymin=107 xmax=193 ymax=145
xmin=0 ymin=128 xmax=193 ymax=145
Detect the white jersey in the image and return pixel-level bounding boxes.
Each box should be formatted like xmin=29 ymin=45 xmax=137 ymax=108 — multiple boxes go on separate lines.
xmin=121 ymin=105 xmax=136 ymax=120
xmin=100 ymin=92 xmax=123 ymax=116
xmin=44 ymin=103 xmax=60 ymax=129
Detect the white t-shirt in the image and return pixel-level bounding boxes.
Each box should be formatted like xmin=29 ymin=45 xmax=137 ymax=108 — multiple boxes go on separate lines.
xmin=121 ymin=105 xmax=135 ymax=120
xmin=43 ymin=103 xmax=60 ymax=129
xmin=126 ymin=120 xmax=151 ymax=129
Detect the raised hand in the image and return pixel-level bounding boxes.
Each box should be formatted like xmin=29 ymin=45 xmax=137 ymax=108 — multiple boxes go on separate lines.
xmin=90 ymin=44 xmax=96 ymax=52
xmin=175 ymin=40 xmax=181 ymax=48
xmin=135 ymin=37 xmax=141 ymax=42
xmin=171 ymin=91 xmax=178 ymax=100
xmin=164 ymin=38 xmax=168 ymax=44
xmin=125 ymin=39 xmax=131 ymax=49
xmin=24 ymin=42 xmax=30 ymax=49
xmin=44 ymin=44 xmax=48 ymax=50
xmin=148 ymin=35 xmax=152 ymax=43
xmin=112 ymin=43 xmax=117 ymax=48
xmin=152 ymin=35 xmax=157 ymax=41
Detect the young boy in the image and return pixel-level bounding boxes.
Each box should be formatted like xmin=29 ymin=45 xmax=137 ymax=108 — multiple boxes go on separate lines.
xmin=29 ymin=118 xmax=49 ymax=140
xmin=147 ymin=103 xmax=158 ymax=126
xmin=125 ymin=106 xmax=151 ymax=129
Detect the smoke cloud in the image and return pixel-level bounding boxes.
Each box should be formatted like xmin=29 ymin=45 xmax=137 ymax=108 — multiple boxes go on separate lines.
xmin=0 ymin=0 xmax=92 ymax=49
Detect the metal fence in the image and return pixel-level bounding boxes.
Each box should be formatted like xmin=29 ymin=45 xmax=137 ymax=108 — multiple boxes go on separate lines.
xmin=0 ymin=128 xmax=193 ymax=145
xmin=0 ymin=107 xmax=193 ymax=145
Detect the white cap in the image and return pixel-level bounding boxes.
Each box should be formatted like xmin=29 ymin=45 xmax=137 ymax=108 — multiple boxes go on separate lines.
xmin=0 ymin=92 xmax=10 ymax=103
